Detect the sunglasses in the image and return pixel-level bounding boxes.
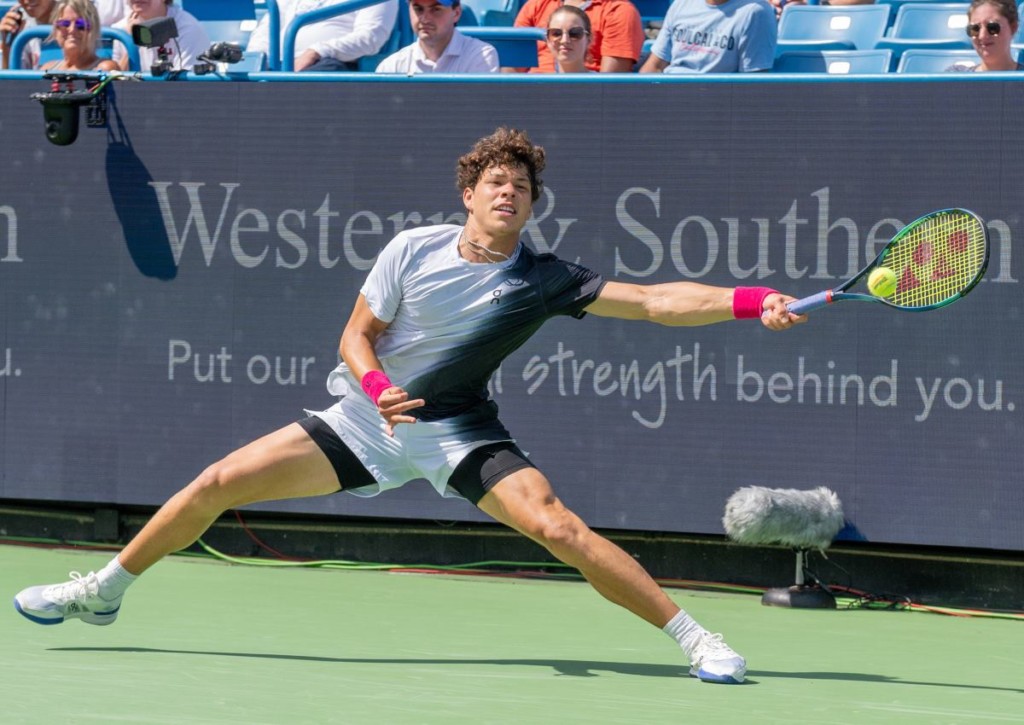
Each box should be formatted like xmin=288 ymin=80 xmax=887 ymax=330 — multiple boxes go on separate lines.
xmin=966 ymin=21 xmax=1002 ymax=37
xmin=55 ymin=17 xmax=91 ymax=31
xmin=546 ymin=27 xmax=587 ymax=41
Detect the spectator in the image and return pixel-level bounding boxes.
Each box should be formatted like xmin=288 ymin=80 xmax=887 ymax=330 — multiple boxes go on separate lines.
xmin=247 ymin=0 xmax=399 ymax=72
xmin=543 ymin=5 xmax=592 ymax=73
xmin=111 ymin=0 xmax=210 ymax=72
xmin=93 ymin=0 xmax=125 ymax=25
xmin=1 ymin=0 xmax=58 ymax=70
xmin=511 ymin=0 xmax=643 ymax=73
xmin=639 ymin=0 xmax=776 ymax=73
xmin=947 ymin=0 xmax=1023 ymax=72
xmin=376 ymin=0 xmax=498 ymax=74
xmin=41 ymin=0 xmax=118 ymax=70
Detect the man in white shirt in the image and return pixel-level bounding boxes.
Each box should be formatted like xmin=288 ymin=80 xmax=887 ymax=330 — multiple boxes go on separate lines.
xmin=376 ymin=0 xmax=498 ymax=74
xmin=112 ymin=0 xmax=210 ymax=72
xmin=247 ymin=0 xmax=398 ymax=71
xmin=93 ymin=0 xmax=126 ymax=25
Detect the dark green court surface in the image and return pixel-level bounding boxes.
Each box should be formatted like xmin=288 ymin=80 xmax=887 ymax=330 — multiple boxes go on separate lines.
xmin=3 ymin=545 xmax=1021 ymax=724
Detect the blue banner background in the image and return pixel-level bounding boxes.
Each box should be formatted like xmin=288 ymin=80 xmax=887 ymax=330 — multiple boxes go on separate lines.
xmin=1 ymin=77 xmax=1021 ymax=550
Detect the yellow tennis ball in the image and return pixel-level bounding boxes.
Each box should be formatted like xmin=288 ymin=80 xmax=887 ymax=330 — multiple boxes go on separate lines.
xmin=868 ymin=267 xmax=897 ymax=297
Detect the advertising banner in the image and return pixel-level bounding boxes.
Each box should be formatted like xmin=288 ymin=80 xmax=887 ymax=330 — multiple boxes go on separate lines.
xmin=1 ymin=78 xmax=1021 ymax=550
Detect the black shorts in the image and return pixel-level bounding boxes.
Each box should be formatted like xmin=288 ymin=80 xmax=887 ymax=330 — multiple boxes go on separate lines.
xmin=298 ymin=416 xmax=535 ymax=505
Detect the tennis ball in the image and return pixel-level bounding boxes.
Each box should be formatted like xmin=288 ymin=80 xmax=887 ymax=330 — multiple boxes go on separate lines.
xmin=868 ymin=267 xmax=897 ymax=298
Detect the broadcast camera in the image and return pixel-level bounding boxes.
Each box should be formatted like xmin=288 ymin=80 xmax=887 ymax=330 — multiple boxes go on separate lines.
xmin=192 ymin=42 xmax=246 ymax=76
xmin=131 ymin=15 xmax=179 ymax=76
xmin=31 ymin=74 xmax=110 ymax=146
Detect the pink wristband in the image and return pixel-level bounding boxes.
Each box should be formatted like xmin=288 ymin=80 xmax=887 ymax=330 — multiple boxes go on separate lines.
xmin=361 ymin=370 xmax=393 ymax=406
xmin=733 ymin=286 xmax=778 ymax=320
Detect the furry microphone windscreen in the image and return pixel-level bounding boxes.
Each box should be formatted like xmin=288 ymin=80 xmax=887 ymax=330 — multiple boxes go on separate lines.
xmin=722 ymin=486 xmax=845 ymax=551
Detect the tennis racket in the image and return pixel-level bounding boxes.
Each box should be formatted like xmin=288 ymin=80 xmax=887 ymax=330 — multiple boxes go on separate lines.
xmin=787 ymin=208 xmax=989 ymax=315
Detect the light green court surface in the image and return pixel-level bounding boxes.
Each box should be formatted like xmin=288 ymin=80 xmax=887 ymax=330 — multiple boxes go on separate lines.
xmin=3 ymin=545 xmax=1021 ymax=725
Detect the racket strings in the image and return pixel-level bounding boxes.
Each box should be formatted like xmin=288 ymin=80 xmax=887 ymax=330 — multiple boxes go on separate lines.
xmin=885 ymin=212 xmax=986 ymax=309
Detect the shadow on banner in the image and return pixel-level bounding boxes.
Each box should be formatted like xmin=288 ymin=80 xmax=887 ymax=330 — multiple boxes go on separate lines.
xmin=104 ymin=87 xmax=177 ymax=281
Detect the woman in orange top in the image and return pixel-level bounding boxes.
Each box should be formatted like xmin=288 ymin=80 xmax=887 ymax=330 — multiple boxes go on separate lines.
xmin=512 ymin=0 xmax=643 ymax=72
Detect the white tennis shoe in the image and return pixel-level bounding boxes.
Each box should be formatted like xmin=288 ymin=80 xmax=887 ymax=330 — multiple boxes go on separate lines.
xmin=689 ymin=632 xmax=746 ymax=684
xmin=14 ymin=571 xmax=122 ymax=626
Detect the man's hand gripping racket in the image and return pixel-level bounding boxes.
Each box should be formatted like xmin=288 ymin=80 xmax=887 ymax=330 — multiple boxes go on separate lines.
xmin=786 ymin=208 xmax=989 ymax=315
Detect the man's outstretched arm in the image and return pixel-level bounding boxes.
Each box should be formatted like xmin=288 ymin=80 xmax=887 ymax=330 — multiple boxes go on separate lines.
xmin=584 ymin=281 xmax=804 ymax=331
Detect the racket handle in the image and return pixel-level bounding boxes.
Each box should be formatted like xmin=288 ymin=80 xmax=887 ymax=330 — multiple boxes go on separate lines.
xmin=786 ymin=291 xmax=830 ymax=315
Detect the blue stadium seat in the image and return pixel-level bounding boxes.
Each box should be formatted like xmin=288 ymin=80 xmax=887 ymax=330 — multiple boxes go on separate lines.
xmin=874 ymin=3 xmax=972 ymax=61
xmin=357 ymin=0 xmax=409 ymax=71
xmin=773 ymin=49 xmax=893 ymax=74
xmin=875 ymin=0 xmax=953 ymax=25
xmin=895 ymin=48 xmax=978 ymax=72
xmin=458 ymin=0 xmax=520 ymax=27
xmin=459 ymin=26 xmax=543 ymax=67
xmin=179 ymin=0 xmax=260 ymax=46
xmin=776 ymin=5 xmax=891 ymax=53
xmin=630 ymin=0 xmax=672 ymax=24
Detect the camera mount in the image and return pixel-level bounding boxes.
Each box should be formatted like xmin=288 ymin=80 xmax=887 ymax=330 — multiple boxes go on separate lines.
xmin=131 ymin=16 xmax=179 ymax=76
xmin=192 ymin=42 xmax=245 ymax=76
xmin=31 ymin=73 xmax=113 ymax=146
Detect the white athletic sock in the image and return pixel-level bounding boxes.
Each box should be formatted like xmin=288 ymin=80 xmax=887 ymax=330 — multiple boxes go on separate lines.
xmin=662 ymin=609 xmax=707 ymax=659
xmin=96 ymin=556 xmax=137 ymax=601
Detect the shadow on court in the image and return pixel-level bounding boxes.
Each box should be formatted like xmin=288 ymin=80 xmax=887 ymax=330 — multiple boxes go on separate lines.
xmin=50 ymin=646 xmax=690 ymax=679
xmin=49 ymin=648 xmax=1024 ymax=693
xmin=752 ymin=670 xmax=1024 ymax=693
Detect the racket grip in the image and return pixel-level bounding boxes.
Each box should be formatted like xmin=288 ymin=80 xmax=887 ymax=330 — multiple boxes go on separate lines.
xmin=786 ymin=291 xmax=830 ymax=315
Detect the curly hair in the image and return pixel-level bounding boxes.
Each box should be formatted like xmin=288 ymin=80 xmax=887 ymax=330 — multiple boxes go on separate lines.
xmin=456 ymin=127 xmax=546 ymax=203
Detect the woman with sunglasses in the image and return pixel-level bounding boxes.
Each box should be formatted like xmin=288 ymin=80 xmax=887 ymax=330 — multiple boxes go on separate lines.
xmin=544 ymin=5 xmax=592 ymax=73
xmin=41 ymin=0 xmax=117 ymax=71
xmin=948 ymin=0 xmax=1023 ymax=72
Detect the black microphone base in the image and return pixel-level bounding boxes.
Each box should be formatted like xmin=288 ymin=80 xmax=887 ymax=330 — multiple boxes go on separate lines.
xmin=761 ymin=585 xmax=837 ymax=609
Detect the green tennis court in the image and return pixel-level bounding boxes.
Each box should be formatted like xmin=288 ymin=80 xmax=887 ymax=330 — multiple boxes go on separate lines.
xmin=3 ymin=544 xmax=1021 ymax=724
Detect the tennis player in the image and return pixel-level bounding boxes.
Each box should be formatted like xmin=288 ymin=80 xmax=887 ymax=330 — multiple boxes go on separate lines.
xmin=14 ymin=127 xmax=805 ymax=685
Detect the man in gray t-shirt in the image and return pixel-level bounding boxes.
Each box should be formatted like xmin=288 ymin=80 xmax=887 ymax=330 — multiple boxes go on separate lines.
xmin=640 ymin=0 xmax=776 ymax=73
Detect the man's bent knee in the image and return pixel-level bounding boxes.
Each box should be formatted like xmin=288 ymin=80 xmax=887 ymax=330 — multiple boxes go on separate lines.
xmin=531 ymin=507 xmax=591 ymax=553
xmin=183 ymin=459 xmax=248 ymax=513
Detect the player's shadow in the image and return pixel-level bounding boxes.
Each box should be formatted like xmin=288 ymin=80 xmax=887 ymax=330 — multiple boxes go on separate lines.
xmin=48 ymin=648 xmax=1024 ymax=692
xmin=46 ymin=647 xmax=1024 ymax=692
xmin=104 ymin=87 xmax=177 ymax=281
xmin=52 ymin=647 xmax=688 ymax=679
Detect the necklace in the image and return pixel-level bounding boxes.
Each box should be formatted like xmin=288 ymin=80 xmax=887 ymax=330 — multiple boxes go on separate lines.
xmin=460 ymin=232 xmax=511 ymax=263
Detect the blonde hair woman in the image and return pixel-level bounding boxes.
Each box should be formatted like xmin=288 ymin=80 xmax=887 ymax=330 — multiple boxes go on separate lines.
xmin=42 ymin=0 xmax=117 ymax=71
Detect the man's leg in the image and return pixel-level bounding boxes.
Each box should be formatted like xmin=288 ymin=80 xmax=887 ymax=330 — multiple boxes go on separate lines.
xmin=14 ymin=422 xmax=342 ymax=625
xmin=476 ymin=467 xmax=746 ymax=684
xmin=119 ymin=422 xmax=342 ymax=574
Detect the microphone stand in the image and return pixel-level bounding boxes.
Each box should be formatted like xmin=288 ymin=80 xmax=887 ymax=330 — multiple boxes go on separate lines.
xmin=761 ymin=548 xmax=837 ymax=609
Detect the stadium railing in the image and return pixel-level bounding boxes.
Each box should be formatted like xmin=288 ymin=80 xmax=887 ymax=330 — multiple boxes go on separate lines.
xmin=459 ymin=26 xmax=544 ymax=67
xmin=8 ymin=26 xmax=141 ymax=71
